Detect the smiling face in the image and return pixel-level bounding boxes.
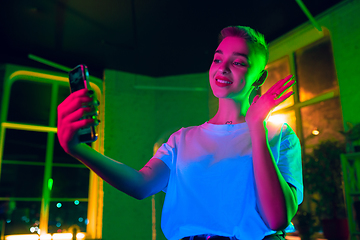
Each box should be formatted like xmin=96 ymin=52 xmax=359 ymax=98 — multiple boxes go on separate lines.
xmin=209 ymin=36 xmax=263 ymax=101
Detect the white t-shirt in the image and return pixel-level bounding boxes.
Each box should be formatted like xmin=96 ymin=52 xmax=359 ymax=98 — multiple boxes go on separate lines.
xmin=153 ymin=121 xmax=303 ymax=240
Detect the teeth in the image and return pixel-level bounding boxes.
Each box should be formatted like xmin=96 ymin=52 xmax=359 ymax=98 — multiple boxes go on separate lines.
xmin=216 ymin=79 xmax=232 ymax=84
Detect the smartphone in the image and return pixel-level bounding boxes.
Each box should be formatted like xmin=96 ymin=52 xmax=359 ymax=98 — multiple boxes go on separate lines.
xmin=68 ymin=64 xmax=98 ymax=143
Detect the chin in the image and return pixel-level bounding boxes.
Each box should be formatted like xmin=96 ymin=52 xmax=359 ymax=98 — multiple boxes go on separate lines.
xmin=211 ymin=91 xmax=232 ymax=99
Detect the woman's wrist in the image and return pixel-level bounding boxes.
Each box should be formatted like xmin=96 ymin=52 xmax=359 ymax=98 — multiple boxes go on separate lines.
xmin=247 ymin=120 xmax=266 ymax=133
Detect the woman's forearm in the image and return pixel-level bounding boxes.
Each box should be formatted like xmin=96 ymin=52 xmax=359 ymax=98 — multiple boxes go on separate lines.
xmin=70 ymin=143 xmax=146 ymax=199
xmin=248 ymin=122 xmax=297 ymax=231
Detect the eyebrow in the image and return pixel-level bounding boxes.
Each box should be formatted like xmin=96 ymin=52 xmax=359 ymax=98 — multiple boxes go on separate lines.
xmin=215 ymin=50 xmax=249 ymax=60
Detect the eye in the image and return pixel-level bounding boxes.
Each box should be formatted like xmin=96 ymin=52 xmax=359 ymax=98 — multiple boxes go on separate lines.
xmin=234 ymin=62 xmax=247 ymax=67
xmin=213 ymin=59 xmax=221 ymax=63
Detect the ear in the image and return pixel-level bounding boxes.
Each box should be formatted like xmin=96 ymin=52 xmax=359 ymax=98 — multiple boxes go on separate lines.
xmin=252 ymin=70 xmax=268 ymax=89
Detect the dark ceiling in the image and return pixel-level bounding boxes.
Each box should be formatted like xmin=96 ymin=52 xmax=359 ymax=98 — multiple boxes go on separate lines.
xmin=0 ymin=0 xmax=344 ymax=79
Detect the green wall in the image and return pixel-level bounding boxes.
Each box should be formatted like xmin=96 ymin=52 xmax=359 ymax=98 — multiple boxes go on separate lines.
xmin=316 ymin=0 xmax=360 ymax=129
xmin=102 ymin=70 xmax=209 ymax=239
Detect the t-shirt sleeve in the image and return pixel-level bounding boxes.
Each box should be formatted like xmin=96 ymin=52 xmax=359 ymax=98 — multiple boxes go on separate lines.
xmin=277 ymin=123 xmax=304 ymax=205
xmin=153 ymin=129 xmax=182 ymax=171
xmin=152 ymin=129 xmax=182 ymax=193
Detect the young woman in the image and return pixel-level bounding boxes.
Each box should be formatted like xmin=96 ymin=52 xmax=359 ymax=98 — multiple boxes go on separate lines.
xmin=57 ymin=26 xmax=303 ymax=240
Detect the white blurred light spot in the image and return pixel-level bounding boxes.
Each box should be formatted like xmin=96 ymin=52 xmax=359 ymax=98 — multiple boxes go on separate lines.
xmin=6 ymin=234 xmax=40 ymax=240
xmin=52 ymin=233 xmax=72 ymax=240
xmin=268 ymin=114 xmax=286 ymax=124
xmin=312 ymin=129 xmax=320 ymax=135
xmin=76 ymin=233 xmax=85 ymax=240
xmin=39 ymin=234 xmax=51 ymax=240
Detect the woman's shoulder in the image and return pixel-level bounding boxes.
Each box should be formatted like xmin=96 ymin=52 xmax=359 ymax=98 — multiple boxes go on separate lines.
xmin=166 ymin=123 xmax=204 ymax=139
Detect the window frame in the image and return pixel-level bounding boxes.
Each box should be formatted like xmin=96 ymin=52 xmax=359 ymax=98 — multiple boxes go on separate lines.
xmin=0 ymin=64 xmax=104 ymax=239
xmin=267 ymin=27 xmax=340 ymax=141
xmin=266 ymin=26 xmax=342 ymax=216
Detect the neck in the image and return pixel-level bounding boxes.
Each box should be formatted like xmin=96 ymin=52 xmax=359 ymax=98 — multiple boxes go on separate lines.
xmin=209 ymin=98 xmax=250 ymax=125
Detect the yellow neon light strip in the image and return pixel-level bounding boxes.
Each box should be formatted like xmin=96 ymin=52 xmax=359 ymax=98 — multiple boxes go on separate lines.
xmin=152 ymin=195 xmax=156 ymax=240
xmin=9 ymin=71 xmax=68 ymax=83
xmin=2 ymin=122 xmax=57 ymax=133
xmin=8 ymin=70 xmax=101 ymax=99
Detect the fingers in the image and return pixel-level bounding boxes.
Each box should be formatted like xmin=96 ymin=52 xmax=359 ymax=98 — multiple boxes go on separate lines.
xmin=275 ymin=91 xmax=294 ymax=104
xmin=263 ymin=75 xmax=295 ymax=107
xmin=267 ymin=75 xmax=294 ymax=95
xmin=58 ymin=117 xmax=99 ymax=150
xmin=57 ymin=88 xmax=100 ymax=152
xmin=71 ymin=118 xmax=99 ymax=131
xmin=62 ymin=106 xmax=94 ymax=123
xmin=58 ymin=89 xmax=99 ymax=120
xmin=279 ymin=77 xmax=295 ymax=93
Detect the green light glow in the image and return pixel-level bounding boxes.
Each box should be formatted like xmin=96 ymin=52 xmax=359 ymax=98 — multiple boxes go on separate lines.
xmin=48 ymin=178 xmax=53 ymax=191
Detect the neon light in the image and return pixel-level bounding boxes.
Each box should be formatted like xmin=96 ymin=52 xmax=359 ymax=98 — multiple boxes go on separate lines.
xmin=294 ymin=0 xmax=322 ymax=31
xmin=5 ymin=235 xmax=39 ymax=240
xmin=151 ymin=195 xmax=156 ymax=240
xmin=39 ymin=234 xmax=51 ymax=240
xmin=48 ymin=179 xmax=53 ymax=191
xmin=52 ymin=233 xmax=72 ymax=240
xmin=76 ymin=233 xmax=85 ymax=240
xmin=56 ymin=203 xmax=62 ymax=208
xmin=74 ymin=200 xmax=79 ymax=205
xmin=9 ymin=71 xmax=67 ymax=83
xmin=2 ymin=122 xmax=57 ymax=133
xmin=28 ymin=55 xmax=72 ymax=73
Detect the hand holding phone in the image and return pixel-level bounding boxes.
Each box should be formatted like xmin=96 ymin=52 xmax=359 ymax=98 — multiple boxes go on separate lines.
xmin=68 ymin=64 xmax=98 ymax=143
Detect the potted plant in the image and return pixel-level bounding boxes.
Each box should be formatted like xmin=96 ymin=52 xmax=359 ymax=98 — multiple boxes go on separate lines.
xmin=296 ymin=207 xmax=317 ymax=240
xmin=303 ymin=139 xmax=349 ymax=240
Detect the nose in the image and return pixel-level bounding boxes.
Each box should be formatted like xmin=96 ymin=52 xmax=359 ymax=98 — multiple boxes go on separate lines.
xmin=218 ymin=61 xmax=230 ymax=74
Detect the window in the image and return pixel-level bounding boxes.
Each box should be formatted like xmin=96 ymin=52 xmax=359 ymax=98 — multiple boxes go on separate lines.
xmin=0 ymin=66 xmax=103 ymax=238
xmin=262 ymin=36 xmax=343 ymax=144
xmin=263 ymin=33 xmax=344 ymax=235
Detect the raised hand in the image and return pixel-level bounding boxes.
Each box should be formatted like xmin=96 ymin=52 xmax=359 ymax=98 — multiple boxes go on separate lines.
xmin=245 ymin=75 xmax=295 ymax=125
xmin=57 ymin=89 xmax=99 ymax=153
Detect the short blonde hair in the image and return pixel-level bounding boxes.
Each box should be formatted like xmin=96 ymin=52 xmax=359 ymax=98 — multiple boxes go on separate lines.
xmin=219 ymin=26 xmax=269 ymax=69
